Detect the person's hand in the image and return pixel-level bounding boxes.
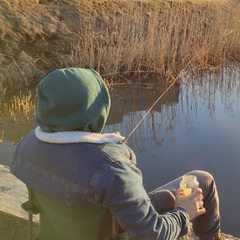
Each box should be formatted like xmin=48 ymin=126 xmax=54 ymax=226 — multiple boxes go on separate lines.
xmin=175 ymin=188 xmax=206 ymax=220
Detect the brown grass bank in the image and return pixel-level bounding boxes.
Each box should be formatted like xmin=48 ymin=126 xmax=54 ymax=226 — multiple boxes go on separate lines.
xmin=0 ymin=0 xmax=239 ymax=93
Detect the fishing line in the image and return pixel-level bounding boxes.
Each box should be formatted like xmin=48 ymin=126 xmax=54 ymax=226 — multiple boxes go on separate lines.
xmin=124 ymin=55 xmax=200 ymax=143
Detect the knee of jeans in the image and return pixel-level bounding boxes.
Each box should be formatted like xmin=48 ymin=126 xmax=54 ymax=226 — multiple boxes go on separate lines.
xmin=190 ymin=170 xmax=215 ymax=190
xmin=152 ymin=189 xmax=175 ymax=213
xmin=161 ymin=189 xmax=176 ymax=212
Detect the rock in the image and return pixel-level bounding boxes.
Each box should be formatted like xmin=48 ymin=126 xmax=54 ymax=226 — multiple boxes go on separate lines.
xmin=0 ymin=164 xmax=38 ymax=222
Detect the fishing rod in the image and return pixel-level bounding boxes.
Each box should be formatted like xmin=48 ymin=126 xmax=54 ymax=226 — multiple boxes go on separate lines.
xmin=124 ymin=54 xmax=200 ymax=144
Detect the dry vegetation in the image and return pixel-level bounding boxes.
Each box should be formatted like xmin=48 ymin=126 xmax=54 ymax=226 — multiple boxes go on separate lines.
xmin=71 ymin=0 xmax=240 ymax=81
xmin=0 ymin=0 xmax=239 ymax=93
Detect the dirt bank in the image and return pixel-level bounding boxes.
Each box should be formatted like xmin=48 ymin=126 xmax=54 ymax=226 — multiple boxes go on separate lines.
xmin=0 ymin=0 xmax=239 ymax=94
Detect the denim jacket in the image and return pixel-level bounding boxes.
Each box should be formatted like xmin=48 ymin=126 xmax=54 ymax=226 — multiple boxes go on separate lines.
xmin=10 ymin=130 xmax=189 ymax=240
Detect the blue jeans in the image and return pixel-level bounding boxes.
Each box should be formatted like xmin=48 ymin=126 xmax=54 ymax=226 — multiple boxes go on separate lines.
xmin=149 ymin=170 xmax=220 ymax=239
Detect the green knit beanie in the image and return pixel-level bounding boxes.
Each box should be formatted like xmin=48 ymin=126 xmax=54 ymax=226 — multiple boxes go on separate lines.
xmin=36 ymin=68 xmax=111 ymax=133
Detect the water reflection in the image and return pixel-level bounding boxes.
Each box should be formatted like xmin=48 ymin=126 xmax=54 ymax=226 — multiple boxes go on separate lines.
xmin=0 ymin=66 xmax=240 ymax=236
xmin=105 ymin=66 xmax=240 ymax=237
xmin=0 ymin=91 xmax=36 ymax=144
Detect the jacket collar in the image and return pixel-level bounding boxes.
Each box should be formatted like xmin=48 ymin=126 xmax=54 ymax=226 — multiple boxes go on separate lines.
xmin=35 ymin=126 xmax=125 ymax=144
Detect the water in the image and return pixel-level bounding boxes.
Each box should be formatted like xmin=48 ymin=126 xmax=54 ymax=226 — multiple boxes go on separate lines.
xmin=105 ymin=66 xmax=240 ymax=237
xmin=1 ymin=66 xmax=240 ymax=237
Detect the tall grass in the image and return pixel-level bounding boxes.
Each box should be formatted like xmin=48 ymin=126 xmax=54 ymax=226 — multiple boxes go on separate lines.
xmin=69 ymin=0 xmax=240 ymax=82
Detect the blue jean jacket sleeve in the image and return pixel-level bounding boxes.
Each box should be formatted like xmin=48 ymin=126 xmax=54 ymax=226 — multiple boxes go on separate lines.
xmin=93 ymin=160 xmax=189 ymax=240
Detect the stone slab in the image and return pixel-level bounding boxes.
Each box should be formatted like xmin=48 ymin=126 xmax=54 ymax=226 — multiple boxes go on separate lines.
xmin=0 ymin=164 xmax=39 ymax=222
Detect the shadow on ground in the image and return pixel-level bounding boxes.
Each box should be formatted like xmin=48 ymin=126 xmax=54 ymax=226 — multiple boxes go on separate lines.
xmin=0 ymin=211 xmax=39 ymax=240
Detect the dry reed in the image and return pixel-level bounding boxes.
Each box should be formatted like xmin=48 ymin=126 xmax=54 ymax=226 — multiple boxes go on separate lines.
xmin=69 ymin=0 xmax=240 ymax=82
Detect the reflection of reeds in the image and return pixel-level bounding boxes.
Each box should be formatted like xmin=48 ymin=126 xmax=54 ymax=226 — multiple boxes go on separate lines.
xmin=2 ymin=91 xmax=36 ymax=124
xmin=0 ymin=91 xmax=36 ymax=143
xmin=0 ymin=130 xmax=3 ymax=143
xmin=70 ymin=1 xmax=240 ymax=82
xmin=106 ymin=66 xmax=240 ymax=147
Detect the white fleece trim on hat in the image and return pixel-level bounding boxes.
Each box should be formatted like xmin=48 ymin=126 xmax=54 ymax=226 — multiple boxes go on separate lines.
xmin=35 ymin=126 xmax=125 ymax=144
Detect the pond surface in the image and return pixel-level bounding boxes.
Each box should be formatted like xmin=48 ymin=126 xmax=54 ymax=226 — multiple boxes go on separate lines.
xmin=1 ymin=66 xmax=240 ymax=237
